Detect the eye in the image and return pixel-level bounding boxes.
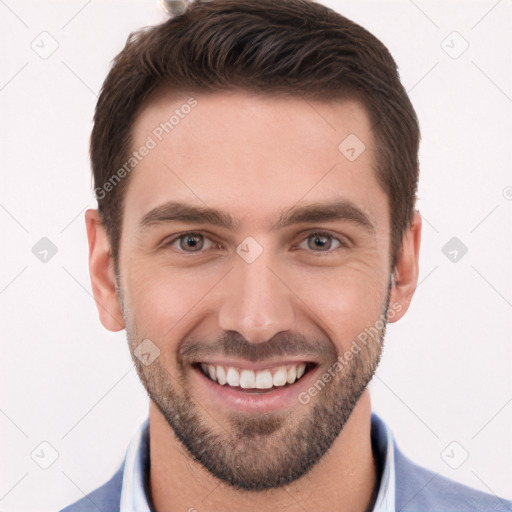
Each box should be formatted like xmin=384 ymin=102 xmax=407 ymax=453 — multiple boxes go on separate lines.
xmin=163 ymin=232 xmax=219 ymax=253
xmin=297 ymin=231 xmax=346 ymax=254
xmin=162 ymin=231 xmax=347 ymax=256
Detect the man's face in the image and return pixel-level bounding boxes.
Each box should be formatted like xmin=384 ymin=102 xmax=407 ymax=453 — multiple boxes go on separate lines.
xmin=116 ymin=91 xmax=394 ymax=490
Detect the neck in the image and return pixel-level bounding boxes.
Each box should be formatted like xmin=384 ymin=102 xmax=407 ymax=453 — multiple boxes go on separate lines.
xmin=149 ymin=389 xmax=378 ymax=512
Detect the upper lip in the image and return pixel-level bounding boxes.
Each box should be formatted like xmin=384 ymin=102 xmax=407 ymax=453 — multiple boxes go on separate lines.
xmin=193 ymin=358 xmax=317 ymax=371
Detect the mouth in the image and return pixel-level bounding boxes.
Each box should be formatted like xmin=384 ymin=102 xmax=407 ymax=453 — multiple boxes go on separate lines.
xmin=191 ymin=360 xmax=320 ymax=412
xmin=195 ymin=362 xmax=315 ymax=392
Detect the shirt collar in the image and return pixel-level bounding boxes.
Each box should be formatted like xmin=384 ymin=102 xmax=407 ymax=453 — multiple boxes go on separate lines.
xmin=370 ymin=412 xmax=396 ymax=512
xmin=119 ymin=417 xmax=152 ymax=512
xmin=120 ymin=412 xmax=395 ymax=512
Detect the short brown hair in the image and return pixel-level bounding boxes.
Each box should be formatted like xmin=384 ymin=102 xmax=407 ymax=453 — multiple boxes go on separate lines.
xmin=91 ymin=0 xmax=420 ymax=271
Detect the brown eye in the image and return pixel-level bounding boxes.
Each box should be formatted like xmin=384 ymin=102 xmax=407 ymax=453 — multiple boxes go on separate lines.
xmin=179 ymin=233 xmax=204 ymax=251
xmin=164 ymin=232 xmax=216 ymax=253
xmin=298 ymin=232 xmax=345 ymax=254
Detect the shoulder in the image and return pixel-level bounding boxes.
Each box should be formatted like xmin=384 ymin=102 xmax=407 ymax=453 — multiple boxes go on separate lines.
xmin=394 ymin=442 xmax=512 ymax=512
xmin=59 ymin=461 xmax=124 ymax=512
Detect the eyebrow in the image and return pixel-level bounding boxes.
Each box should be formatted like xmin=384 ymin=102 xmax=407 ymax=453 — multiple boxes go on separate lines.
xmin=138 ymin=199 xmax=375 ymax=234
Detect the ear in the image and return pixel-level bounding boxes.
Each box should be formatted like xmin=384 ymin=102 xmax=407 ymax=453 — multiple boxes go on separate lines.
xmin=85 ymin=209 xmax=125 ymax=332
xmin=388 ymin=210 xmax=422 ymax=323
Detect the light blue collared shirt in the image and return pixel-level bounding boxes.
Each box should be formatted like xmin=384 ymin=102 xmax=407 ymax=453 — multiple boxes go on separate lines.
xmin=120 ymin=412 xmax=395 ymax=511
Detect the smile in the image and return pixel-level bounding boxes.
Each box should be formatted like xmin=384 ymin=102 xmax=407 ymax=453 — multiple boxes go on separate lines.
xmin=192 ymin=360 xmax=319 ymax=411
xmin=198 ymin=362 xmax=310 ymax=391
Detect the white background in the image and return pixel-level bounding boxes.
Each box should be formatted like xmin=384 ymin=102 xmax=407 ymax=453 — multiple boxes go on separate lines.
xmin=1 ymin=1 xmax=511 ymax=510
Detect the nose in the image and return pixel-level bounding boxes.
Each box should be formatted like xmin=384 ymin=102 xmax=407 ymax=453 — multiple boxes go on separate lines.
xmin=217 ymin=247 xmax=295 ymax=344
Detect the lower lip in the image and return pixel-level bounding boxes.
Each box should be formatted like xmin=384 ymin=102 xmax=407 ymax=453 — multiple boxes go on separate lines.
xmin=193 ymin=364 xmax=319 ymax=413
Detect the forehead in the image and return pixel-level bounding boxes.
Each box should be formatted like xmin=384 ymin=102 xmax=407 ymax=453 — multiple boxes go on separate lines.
xmin=123 ymin=90 xmax=387 ymax=234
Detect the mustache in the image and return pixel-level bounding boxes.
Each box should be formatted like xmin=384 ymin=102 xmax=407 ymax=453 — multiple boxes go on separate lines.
xmin=179 ymin=330 xmax=337 ymax=364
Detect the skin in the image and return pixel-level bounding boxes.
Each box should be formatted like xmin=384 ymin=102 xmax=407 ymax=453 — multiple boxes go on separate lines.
xmin=86 ymin=90 xmax=421 ymax=512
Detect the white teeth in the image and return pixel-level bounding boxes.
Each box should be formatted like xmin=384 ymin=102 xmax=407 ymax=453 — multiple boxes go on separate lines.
xmin=255 ymin=369 xmax=273 ymax=389
xmin=272 ymin=366 xmax=288 ymax=387
xmin=240 ymin=369 xmax=256 ymax=389
xmin=226 ymin=367 xmax=240 ymax=387
xmin=200 ymin=363 xmax=310 ymax=389
xmin=207 ymin=365 xmax=216 ymax=382
xmin=216 ymin=365 xmax=227 ymax=385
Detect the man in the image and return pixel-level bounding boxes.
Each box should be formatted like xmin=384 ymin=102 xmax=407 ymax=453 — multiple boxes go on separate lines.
xmin=61 ymin=0 xmax=511 ymax=510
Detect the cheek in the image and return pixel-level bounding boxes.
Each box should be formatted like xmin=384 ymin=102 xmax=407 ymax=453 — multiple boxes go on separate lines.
xmin=290 ymin=257 xmax=388 ymax=348
xmin=123 ymin=259 xmax=219 ymax=336
xmin=123 ymin=247 xmax=389 ymax=356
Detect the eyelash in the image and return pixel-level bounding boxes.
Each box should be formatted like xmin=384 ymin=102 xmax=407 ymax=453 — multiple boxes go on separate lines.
xmin=162 ymin=231 xmax=348 ymax=256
